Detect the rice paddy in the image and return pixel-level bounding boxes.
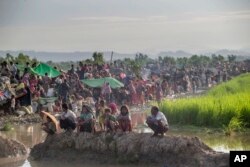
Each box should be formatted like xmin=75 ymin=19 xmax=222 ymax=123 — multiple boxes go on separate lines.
xmin=160 ymin=73 xmax=250 ymax=128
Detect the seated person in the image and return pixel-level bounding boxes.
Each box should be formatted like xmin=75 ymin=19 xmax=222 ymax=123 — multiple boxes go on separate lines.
xmin=117 ymin=105 xmax=132 ymax=132
xmin=146 ymin=106 xmax=169 ymax=137
xmin=77 ymin=105 xmax=95 ymax=133
xmin=104 ymin=108 xmax=119 ymax=132
xmin=109 ymin=103 xmax=119 ymax=117
xmin=60 ymin=103 xmax=77 ymax=131
xmin=42 ymin=116 xmax=56 ymax=135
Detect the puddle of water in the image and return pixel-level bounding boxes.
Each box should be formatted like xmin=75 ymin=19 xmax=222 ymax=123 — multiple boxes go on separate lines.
xmin=134 ymin=125 xmax=250 ymax=153
xmin=0 ymin=124 xmax=47 ymax=148
xmin=1 ymin=123 xmax=250 ymax=167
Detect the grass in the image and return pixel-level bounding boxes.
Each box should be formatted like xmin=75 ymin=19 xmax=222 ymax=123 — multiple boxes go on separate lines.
xmin=160 ymin=73 xmax=250 ymax=130
xmin=1 ymin=122 xmax=13 ymax=131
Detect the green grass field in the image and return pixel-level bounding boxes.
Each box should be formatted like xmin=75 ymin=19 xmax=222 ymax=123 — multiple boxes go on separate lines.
xmin=160 ymin=73 xmax=250 ymax=128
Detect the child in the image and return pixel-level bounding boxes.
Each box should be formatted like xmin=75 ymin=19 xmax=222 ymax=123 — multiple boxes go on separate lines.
xmin=104 ymin=108 xmax=119 ymax=133
xmin=117 ymin=105 xmax=132 ymax=132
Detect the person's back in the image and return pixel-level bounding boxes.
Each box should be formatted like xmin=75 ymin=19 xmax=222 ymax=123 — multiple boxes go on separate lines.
xmin=154 ymin=111 xmax=168 ymax=127
xmin=62 ymin=109 xmax=77 ymax=121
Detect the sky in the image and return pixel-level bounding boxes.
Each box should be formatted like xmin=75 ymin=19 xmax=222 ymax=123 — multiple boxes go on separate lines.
xmin=0 ymin=0 xmax=250 ymax=54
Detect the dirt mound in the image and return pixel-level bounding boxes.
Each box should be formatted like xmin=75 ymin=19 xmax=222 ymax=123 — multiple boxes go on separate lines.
xmin=0 ymin=114 xmax=42 ymax=127
xmin=30 ymin=132 xmax=229 ymax=167
xmin=0 ymin=136 xmax=27 ymax=158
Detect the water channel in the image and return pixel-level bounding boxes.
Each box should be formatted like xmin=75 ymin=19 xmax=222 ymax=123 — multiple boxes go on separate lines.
xmin=1 ymin=123 xmax=250 ymax=167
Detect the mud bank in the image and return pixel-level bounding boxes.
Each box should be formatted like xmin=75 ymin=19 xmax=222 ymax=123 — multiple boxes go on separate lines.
xmin=0 ymin=136 xmax=28 ymax=166
xmin=30 ymin=132 xmax=229 ymax=167
xmin=0 ymin=114 xmax=42 ymax=127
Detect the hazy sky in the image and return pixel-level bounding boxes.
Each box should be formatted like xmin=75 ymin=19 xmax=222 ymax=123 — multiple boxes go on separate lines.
xmin=0 ymin=0 xmax=250 ymax=53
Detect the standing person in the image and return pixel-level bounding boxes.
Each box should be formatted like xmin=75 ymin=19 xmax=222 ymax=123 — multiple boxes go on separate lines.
xmin=155 ymin=82 xmax=163 ymax=104
xmin=97 ymin=100 xmax=106 ymax=131
xmin=16 ymin=83 xmax=32 ymax=108
xmin=101 ymin=82 xmax=112 ymax=104
xmin=60 ymin=103 xmax=77 ymax=132
xmin=70 ymin=95 xmax=78 ymax=115
xmin=128 ymin=80 xmax=137 ymax=105
xmin=42 ymin=73 xmax=51 ymax=95
xmin=9 ymin=61 xmax=17 ymax=77
xmin=136 ymin=81 xmax=145 ymax=106
xmin=29 ymin=75 xmax=38 ymax=95
xmin=117 ymin=105 xmax=132 ymax=132
xmin=22 ymin=68 xmax=30 ymax=87
xmin=58 ymin=79 xmax=70 ymax=103
xmin=161 ymin=79 xmax=169 ymax=96
xmin=68 ymin=64 xmax=75 ymax=74
xmin=146 ymin=106 xmax=169 ymax=137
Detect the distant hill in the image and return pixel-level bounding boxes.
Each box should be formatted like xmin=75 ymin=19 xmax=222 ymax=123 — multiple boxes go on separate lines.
xmin=158 ymin=50 xmax=193 ymax=58
xmin=214 ymin=49 xmax=250 ymax=57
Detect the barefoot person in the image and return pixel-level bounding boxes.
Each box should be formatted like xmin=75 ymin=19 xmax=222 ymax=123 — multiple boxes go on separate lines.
xmin=60 ymin=103 xmax=77 ymax=132
xmin=117 ymin=105 xmax=132 ymax=132
xmin=146 ymin=106 xmax=169 ymax=136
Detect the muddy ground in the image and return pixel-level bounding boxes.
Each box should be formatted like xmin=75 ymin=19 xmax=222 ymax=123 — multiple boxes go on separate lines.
xmin=30 ymin=132 xmax=229 ymax=167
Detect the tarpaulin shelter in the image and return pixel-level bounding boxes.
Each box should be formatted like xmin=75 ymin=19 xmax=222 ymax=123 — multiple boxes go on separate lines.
xmin=29 ymin=63 xmax=61 ymax=78
xmin=81 ymin=77 xmax=124 ymax=89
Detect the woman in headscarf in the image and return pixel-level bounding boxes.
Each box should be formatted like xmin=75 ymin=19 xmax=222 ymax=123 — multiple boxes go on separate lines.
xmin=77 ymin=104 xmax=96 ymax=133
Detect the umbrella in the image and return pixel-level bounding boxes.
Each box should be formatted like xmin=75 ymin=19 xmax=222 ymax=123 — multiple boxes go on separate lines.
xmin=29 ymin=63 xmax=61 ymax=78
xmin=82 ymin=77 xmax=124 ymax=89
xmin=41 ymin=111 xmax=60 ymax=133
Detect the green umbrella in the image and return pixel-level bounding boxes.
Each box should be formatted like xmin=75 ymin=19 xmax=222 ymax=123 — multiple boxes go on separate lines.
xmin=82 ymin=77 xmax=124 ymax=89
xmin=29 ymin=63 xmax=61 ymax=78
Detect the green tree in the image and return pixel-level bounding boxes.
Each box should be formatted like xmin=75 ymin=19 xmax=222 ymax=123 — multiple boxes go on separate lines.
xmin=129 ymin=60 xmax=142 ymax=78
xmin=200 ymin=55 xmax=211 ymax=66
xmin=176 ymin=57 xmax=188 ymax=67
xmin=15 ymin=53 xmax=31 ymax=64
xmin=6 ymin=53 xmax=15 ymax=62
xmin=228 ymin=55 xmax=236 ymax=63
xmin=135 ymin=53 xmax=148 ymax=66
xmin=188 ymin=55 xmax=201 ymax=66
xmin=93 ymin=52 xmax=105 ymax=65
xmin=162 ymin=56 xmax=176 ymax=65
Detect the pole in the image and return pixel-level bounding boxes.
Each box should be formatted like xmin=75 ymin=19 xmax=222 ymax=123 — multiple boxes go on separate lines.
xmin=110 ymin=51 xmax=113 ymax=64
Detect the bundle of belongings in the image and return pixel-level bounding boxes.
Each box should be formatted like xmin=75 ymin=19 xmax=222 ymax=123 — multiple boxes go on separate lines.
xmin=0 ymin=76 xmax=14 ymax=114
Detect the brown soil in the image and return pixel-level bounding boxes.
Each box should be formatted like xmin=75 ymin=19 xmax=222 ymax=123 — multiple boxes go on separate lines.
xmin=30 ymin=132 xmax=229 ymax=167
xmin=0 ymin=135 xmax=27 ymax=158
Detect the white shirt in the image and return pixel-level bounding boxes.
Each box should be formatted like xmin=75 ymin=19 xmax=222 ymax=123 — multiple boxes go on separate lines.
xmin=155 ymin=111 xmax=168 ymax=126
xmin=61 ymin=109 xmax=77 ymax=121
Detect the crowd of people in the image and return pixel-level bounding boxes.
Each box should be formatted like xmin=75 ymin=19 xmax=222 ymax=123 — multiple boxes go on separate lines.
xmin=0 ymin=57 xmax=249 ymax=136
